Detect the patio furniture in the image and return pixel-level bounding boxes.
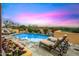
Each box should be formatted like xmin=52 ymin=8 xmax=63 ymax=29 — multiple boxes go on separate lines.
xmin=39 ymin=34 xmax=70 ymax=56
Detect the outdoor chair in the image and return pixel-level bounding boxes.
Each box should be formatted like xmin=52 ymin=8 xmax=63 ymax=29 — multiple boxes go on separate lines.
xmin=39 ymin=34 xmax=70 ymax=56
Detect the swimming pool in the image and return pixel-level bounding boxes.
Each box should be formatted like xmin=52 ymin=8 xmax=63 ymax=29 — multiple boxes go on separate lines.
xmin=15 ymin=33 xmax=48 ymax=42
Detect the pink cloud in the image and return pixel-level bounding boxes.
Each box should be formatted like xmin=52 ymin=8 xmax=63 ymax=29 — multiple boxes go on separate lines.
xmin=15 ymin=10 xmax=69 ymax=19
xmin=12 ymin=10 xmax=79 ymax=27
xmin=59 ymin=19 xmax=79 ymax=27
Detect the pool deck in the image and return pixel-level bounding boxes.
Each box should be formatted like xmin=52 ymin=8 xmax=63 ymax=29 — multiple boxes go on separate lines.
xmin=17 ymin=39 xmax=54 ymax=56
xmin=19 ymin=40 xmax=79 ymax=56
xmin=2 ymin=35 xmax=79 ymax=56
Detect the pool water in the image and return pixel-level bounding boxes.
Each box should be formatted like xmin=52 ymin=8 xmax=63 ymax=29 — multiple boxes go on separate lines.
xmin=15 ymin=33 xmax=48 ymax=42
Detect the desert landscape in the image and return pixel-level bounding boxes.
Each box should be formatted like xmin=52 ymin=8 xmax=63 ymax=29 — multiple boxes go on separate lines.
xmin=54 ymin=31 xmax=79 ymax=44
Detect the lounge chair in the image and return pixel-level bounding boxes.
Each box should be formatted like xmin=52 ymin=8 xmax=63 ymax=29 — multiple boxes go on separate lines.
xmin=39 ymin=34 xmax=70 ymax=56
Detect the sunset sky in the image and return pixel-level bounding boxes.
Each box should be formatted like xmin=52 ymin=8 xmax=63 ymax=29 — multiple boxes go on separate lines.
xmin=2 ymin=3 xmax=79 ymax=27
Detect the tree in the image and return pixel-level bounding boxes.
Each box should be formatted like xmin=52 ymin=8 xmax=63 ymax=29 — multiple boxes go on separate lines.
xmin=18 ymin=25 xmax=26 ymax=31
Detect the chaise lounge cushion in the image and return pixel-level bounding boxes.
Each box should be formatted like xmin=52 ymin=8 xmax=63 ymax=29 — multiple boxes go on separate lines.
xmin=40 ymin=40 xmax=55 ymax=46
xmin=48 ymin=37 xmax=57 ymax=42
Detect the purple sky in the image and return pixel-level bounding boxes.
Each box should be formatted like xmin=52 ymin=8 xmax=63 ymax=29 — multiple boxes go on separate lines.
xmin=2 ymin=3 xmax=79 ymax=27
